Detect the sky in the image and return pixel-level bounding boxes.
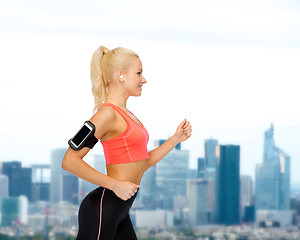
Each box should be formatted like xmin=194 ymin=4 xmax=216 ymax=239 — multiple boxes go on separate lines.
xmin=0 ymin=0 xmax=299 ymax=184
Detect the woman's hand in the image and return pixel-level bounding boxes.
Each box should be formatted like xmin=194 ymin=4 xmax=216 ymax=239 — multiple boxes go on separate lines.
xmin=112 ymin=180 xmax=140 ymax=201
xmin=174 ymin=119 xmax=192 ymax=143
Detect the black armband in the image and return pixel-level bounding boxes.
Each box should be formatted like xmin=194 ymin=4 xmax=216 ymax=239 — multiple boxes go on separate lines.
xmin=68 ymin=121 xmax=98 ymax=151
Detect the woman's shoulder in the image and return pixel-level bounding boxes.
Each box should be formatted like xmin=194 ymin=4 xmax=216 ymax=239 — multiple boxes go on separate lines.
xmin=91 ymin=104 xmax=116 ymax=123
xmin=89 ymin=105 xmax=117 ymax=139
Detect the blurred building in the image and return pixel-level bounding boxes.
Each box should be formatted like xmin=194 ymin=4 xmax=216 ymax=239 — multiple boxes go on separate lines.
xmin=255 ymin=124 xmax=291 ymax=211
xmin=244 ymin=205 xmax=255 ymax=222
xmin=173 ymin=195 xmax=188 ymax=221
xmin=94 ymin=154 xmax=106 ymax=175
xmin=188 ymin=179 xmax=212 ymax=226
xmin=2 ymin=162 xmax=22 ymax=196
xmin=79 ymin=179 xmax=96 ymax=203
xmin=50 ymin=148 xmax=67 ymax=203
xmin=27 ymin=201 xmax=78 ymax=232
xmin=188 ymin=168 xmax=198 ymax=179
xmin=62 ymin=174 xmax=79 ymax=205
xmin=204 ymin=138 xmax=218 ymax=168
xmin=2 ymin=161 xmax=21 ymax=178
xmin=155 ymin=140 xmax=189 ymax=210
xmin=215 ymin=144 xmax=240 ymax=225
xmin=140 ymin=164 xmax=158 ymax=209
xmin=2 ymin=161 xmax=32 ymax=202
xmin=240 ymin=175 xmax=253 ymax=220
xmin=202 ymin=138 xmax=218 ymax=221
xmin=79 ymin=154 xmax=106 ymax=203
xmin=197 ymin=157 xmax=206 ymax=178
xmin=31 ymin=164 xmax=50 ymax=202
xmin=135 ymin=209 xmax=173 ymax=228
xmin=0 ymin=175 xmax=9 ymax=198
xmin=0 ymin=196 xmax=28 ymax=226
xmin=256 ymin=210 xmax=293 ymax=227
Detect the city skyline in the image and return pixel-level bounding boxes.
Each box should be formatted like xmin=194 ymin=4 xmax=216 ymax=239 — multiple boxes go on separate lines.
xmin=0 ymin=131 xmax=297 ymax=235
xmin=0 ymin=124 xmax=299 ymax=191
xmin=0 ymin=129 xmax=300 ymax=238
xmin=1 ymin=124 xmax=299 ymax=186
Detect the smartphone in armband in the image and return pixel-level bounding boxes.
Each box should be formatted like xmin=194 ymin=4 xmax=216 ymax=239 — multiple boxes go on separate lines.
xmin=68 ymin=121 xmax=98 ymax=151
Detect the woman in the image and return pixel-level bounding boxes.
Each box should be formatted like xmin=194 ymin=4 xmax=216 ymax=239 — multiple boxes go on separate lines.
xmin=62 ymin=46 xmax=192 ymax=240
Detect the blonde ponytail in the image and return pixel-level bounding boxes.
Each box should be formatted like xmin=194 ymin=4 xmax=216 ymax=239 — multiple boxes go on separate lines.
xmin=90 ymin=46 xmax=109 ymax=112
xmin=90 ymin=45 xmax=139 ymax=112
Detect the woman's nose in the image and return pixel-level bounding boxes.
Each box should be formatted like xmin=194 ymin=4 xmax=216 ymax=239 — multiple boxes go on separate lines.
xmin=142 ymin=76 xmax=147 ymax=83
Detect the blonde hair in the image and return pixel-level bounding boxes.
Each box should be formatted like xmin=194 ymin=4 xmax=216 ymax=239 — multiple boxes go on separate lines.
xmin=90 ymin=46 xmax=139 ymax=111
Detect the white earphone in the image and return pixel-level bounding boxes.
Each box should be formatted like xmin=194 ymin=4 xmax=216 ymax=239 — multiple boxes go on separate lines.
xmin=106 ymin=75 xmax=127 ymax=98
xmin=106 ymin=75 xmax=127 ymax=99
xmin=120 ymin=75 xmax=126 ymax=82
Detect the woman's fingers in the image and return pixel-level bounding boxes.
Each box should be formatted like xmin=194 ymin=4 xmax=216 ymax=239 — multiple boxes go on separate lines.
xmin=178 ymin=119 xmax=187 ymax=128
xmin=183 ymin=120 xmax=192 ymax=136
xmin=114 ymin=181 xmax=140 ymax=201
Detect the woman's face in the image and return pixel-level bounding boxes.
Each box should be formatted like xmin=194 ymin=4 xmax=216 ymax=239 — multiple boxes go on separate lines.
xmin=123 ymin=57 xmax=147 ymax=97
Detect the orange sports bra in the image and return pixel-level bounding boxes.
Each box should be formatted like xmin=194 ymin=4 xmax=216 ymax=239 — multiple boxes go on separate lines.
xmin=100 ymin=103 xmax=149 ymax=165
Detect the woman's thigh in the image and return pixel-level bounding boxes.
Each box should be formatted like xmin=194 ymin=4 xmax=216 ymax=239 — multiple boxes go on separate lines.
xmin=76 ymin=187 xmax=137 ymax=240
xmin=114 ymin=214 xmax=137 ymax=240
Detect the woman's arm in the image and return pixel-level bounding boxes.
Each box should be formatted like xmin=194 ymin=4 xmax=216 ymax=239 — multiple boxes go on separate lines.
xmin=62 ymin=147 xmax=118 ymax=189
xmin=62 ymin=107 xmax=139 ymax=200
xmin=145 ymin=119 xmax=192 ymax=171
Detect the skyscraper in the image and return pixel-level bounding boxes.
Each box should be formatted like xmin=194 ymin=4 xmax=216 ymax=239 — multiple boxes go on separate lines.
xmin=240 ymin=175 xmax=253 ymax=220
xmin=0 ymin=175 xmax=9 ymax=198
xmin=155 ymin=140 xmax=189 ymax=210
xmin=205 ymin=138 xmax=218 ymax=168
xmin=2 ymin=161 xmax=21 ymax=196
xmin=140 ymin=165 xmax=158 ymax=209
xmin=31 ymin=164 xmax=50 ymax=202
xmin=0 ymin=196 xmax=28 ymax=226
xmin=215 ymin=144 xmax=240 ymax=225
xmin=197 ymin=139 xmax=218 ymax=222
xmin=188 ymin=179 xmax=209 ymax=226
xmin=11 ymin=167 xmax=32 ymax=202
xmin=197 ymin=157 xmax=206 ymax=178
xmin=2 ymin=161 xmax=32 ymax=201
xmin=255 ymin=124 xmax=291 ymax=211
xmin=50 ymin=148 xmax=67 ymax=203
xmin=94 ymin=154 xmax=106 ymax=175
xmin=79 ymin=155 xmax=105 ymax=202
xmin=62 ymin=174 xmax=79 ymax=205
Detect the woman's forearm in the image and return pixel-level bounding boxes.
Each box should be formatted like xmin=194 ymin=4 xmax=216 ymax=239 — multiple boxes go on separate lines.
xmin=62 ymin=151 xmax=118 ymax=191
xmin=145 ymin=135 xmax=180 ymax=171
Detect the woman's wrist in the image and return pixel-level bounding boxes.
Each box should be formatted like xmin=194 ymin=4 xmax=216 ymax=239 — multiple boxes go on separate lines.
xmin=170 ymin=134 xmax=181 ymax=145
xmin=106 ymin=177 xmax=119 ymax=191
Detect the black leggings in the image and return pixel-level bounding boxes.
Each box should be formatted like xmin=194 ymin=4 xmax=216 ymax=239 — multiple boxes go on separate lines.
xmin=76 ymin=187 xmax=138 ymax=240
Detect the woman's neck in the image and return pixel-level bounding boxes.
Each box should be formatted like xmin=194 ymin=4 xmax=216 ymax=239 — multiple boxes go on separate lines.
xmin=104 ymin=97 xmax=128 ymax=110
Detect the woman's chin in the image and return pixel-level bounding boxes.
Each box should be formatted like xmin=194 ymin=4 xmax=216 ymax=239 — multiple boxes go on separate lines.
xmin=132 ymin=91 xmax=142 ymax=97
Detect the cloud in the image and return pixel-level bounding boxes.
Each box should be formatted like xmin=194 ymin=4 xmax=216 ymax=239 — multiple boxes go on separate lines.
xmin=1 ymin=0 xmax=300 ymax=47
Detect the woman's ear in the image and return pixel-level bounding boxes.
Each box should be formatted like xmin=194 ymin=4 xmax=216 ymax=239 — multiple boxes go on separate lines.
xmin=115 ymin=70 xmax=125 ymax=83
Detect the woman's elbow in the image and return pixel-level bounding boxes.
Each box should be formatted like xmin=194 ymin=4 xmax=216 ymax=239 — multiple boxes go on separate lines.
xmin=62 ymin=154 xmax=71 ymax=171
xmin=62 ymin=148 xmax=87 ymax=172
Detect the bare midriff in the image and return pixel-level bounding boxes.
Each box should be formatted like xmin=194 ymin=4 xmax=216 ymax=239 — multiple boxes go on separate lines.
xmin=106 ymin=159 xmax=148 ymax=185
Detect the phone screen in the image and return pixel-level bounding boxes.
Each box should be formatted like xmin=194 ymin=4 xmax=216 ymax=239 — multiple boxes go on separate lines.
xmin=72 ymin=125 xmax=92 ymax=147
